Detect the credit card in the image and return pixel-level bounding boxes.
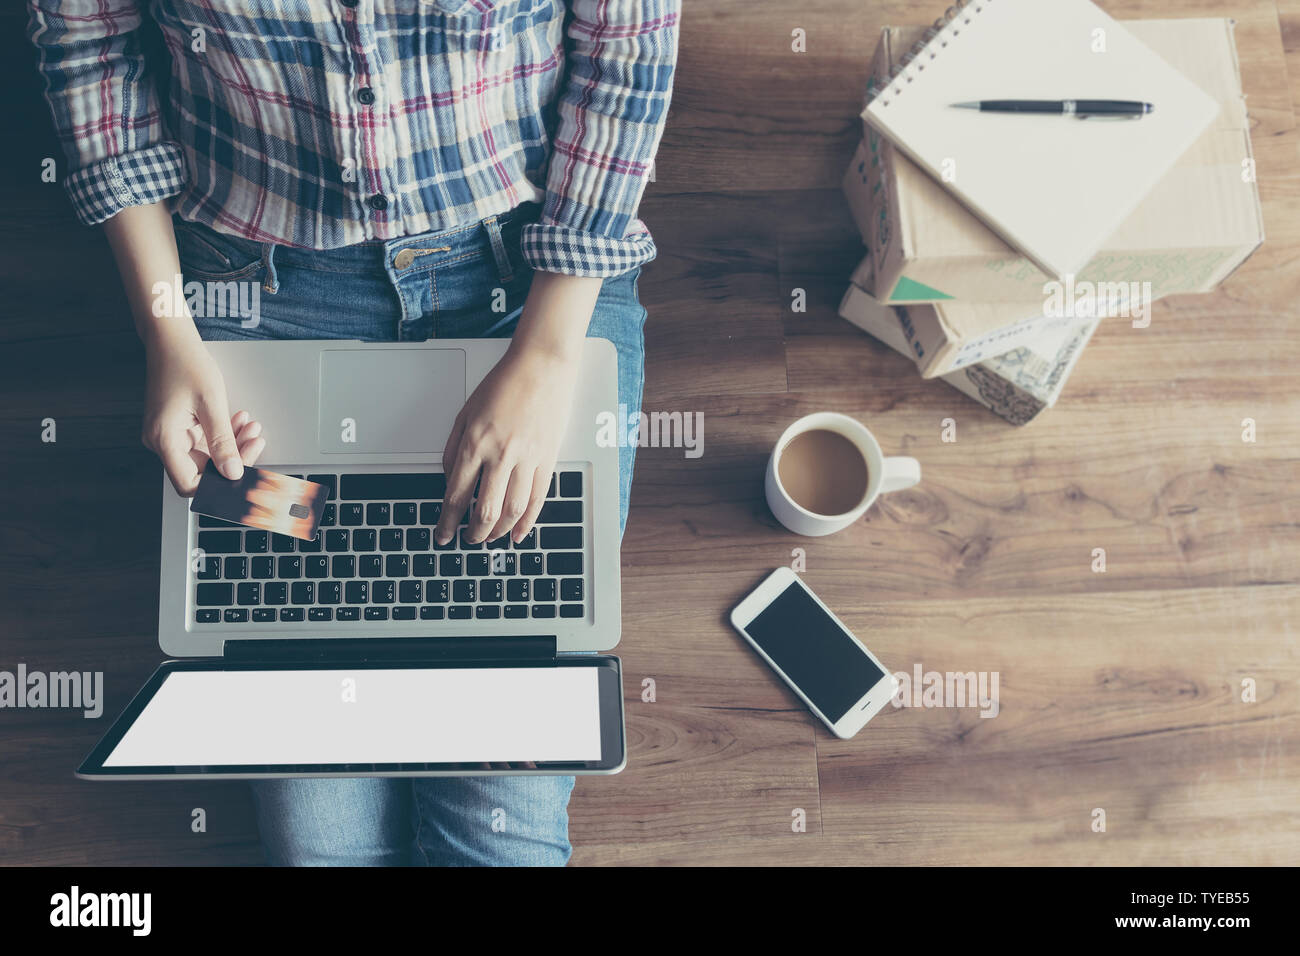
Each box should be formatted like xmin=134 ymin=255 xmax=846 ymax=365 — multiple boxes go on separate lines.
xmin=190 ymin=461 xmax=327 ymax=541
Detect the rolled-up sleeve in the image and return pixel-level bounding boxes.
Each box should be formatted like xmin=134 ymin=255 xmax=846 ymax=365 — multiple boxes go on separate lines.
xmin=521 ymin=0 xmax=680 ymax=277
xmin=28 ymin=0 xmax=185 ymax=226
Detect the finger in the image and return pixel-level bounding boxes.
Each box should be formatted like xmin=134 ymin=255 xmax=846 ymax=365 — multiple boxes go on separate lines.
xmin=467 ymin=456 xmax=512 ymax=543
xmin=231 ymin=409 xmax=252 ymax=434
xmin=156 ymin=426 xmax=203 ymax=496
xmin=238 ymin=435 xmax=266 ymax=466
xmin=435 ymin=449 xmax=482 ymax=546
xmin=487 ymin=464 xmax=534 ymax=543
xmin=195 ymin=391 xmax=243 ymax=480
xmin=235 ymin=415 xmax=260 ymax=444
xmin=512 ymin=466 xmax=552 ymax=543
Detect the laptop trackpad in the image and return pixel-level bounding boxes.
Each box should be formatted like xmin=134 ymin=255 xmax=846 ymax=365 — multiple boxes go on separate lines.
xmin=318 ymin=348 xmax=465 ymax=454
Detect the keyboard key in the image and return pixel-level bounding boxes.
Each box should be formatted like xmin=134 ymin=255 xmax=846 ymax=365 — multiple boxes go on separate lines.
xmin=533 ymin=579 xmax=557 ymax=602
xmin=277 ymin=556 xmax=302 ymax=578
xmin=264 ymin=582 xmax=288 ymax=605
xmin=531 ymin=605 xmax=556 ymax=618
xmin=365 ymin=607 xmax=389 ymax=621
xmin=486 ymin=535 xmax=509 ymax=551
xmin=392 ymin=606 xmax=417 ymax=620
xmin=424 ymin=580 xmax=449 ymax=603
xmin=366 ymin=503 xmax=390 ymax=525
xmin=320 ymin=503 xmax=336 ymax=527
xmin=280 ymin=608 xmax=304 ymax=622
xmin=519 ymin=553 xmax=544 ymax=576
xmin=306 ymin=555 xmax=329 ymax=578
xmin=345 ymin=581 xmax=369 ymax=604
xmin=413 ymin=554 xmax=438 ymax=576
xmin=560 ymin=604 xmax=584 ymax=618
xmin=419 ymin=502 xmax=442 ymax=525
xmin=325 ymin=529 xmax=350 ymax=552
xmin=507 ymin=579 xmax=530 ymax=602
xmin=490 ymin=553 xmax=516 ymax=575
xmin=433 ymin=531 xmax=458 ymax=551
xmin=513 ymin=528 xmax=537 ymax=549
xmin=223 ymin=608 xmax=249 ymax=623
xmin=197 ymin=514 xmax=242 ymax=529
xmin=481 ymin=579 xmax=503 ymax=602
xmin=393 ymin=503 xmax=417 ymax=525
xmin=373 ymin=580 xmax=396 ymax=604
xmin=399 ymin=580 xmax=422 ymax=603
xmin=309 ymin=607 xmax=333 ymax=622
xmin=380 ymin=529 xmax=404 ymax=551
xmin=339 ymin=503 xmax=365 ymax=526
xmin=406 ymin=528 xmax=430 ymax=551
xmin=546 ymin=473 xmax=557 ymax=498
xmin=318 ymin=581 xmax=342 ymax=604
xmin=537 ymin=500 xmax=581 ymax=524
xmin=297 ymin=533 xmax=322 ymax=553
xmin=331 ymin=555 xmax=356 ymax=577
xmin=195 ymin=608 xmax=220 ymax=623
xmin=291 ymin=582 xmax=315 ymax=604
xmin=244 ymin=531 xmax=268 ymax=553
xmin=197 ymin=531 xmax=242 ymax=554
xmin=561 ymin=578 xmax=584 ymax=602
xmin=359 ymin=554 xmax=382 ymax=577
xmin=475 ymin=606 xmax=501 ymax=620
xmin=448 ymin=605 xmax=472 ymax=620
xmin=504 ymin=604 xmax=527 ymax=619
xmin=252 ymin=608 xmax=276 ymax=623
xmin=458 ymin=529 xmax=482 ymax=550
xmin=251 ymin=555 xmax=275 ymax=579
xmin=466 ymin=554 xmax=491 ymax=576
xmin=196 ymin=557 xmax=221 ymax=580
xmin=271 ymin=533 xmax=296 ymax=552
xmin=341 ymin=473 xmax=448 ymax=500
xmin=541 ymin=526 xmax=582 ymax=550
xmin=420 ymin=606 xmax=445 ymax=621
xmin=452 ymin=580 xmax=476 ymax=603
xmin=547 ymin=553 xmax=582 ymax=575
xmin=385 ymin=554 xmax=409 ymax=577
xmin=337 ymin=607 xmax=361 ymax=621
xmin=223 ymin=556 xmax=247 ymax=579
xmin=236 ymin=582 xmax=261 ymax=605
xmin=196 ymin=583 xmax=233 ymax=606
xmin=439 ymin=554 xmax=463 ymax=576
xmin=353 ymin=529 xmax=377 ymax=552
xmin=559 ymin=471 xmax=583 ymax=497
xmin=307 ymin=475 xmax=337 ymax=499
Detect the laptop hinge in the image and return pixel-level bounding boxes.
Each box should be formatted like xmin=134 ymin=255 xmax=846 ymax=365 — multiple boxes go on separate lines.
xmin=221 ymin=636 xmax=557 ymax=665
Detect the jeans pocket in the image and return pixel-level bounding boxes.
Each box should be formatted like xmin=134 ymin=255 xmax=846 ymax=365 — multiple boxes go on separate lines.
xmin=174 ymin=219 xmax=265 ymax=282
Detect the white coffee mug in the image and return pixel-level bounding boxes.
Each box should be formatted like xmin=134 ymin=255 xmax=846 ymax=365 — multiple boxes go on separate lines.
xmin=765 ymin=412 xmax=921 ymax=537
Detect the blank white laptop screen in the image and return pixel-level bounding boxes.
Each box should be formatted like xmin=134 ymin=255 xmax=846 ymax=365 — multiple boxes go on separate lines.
xmin=102 ymin=667 xmax=603 ymax=767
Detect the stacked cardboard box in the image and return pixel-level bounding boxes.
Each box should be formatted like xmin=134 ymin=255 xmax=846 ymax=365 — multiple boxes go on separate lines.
xmin=839 ymin=18 xmax=1264 ymax=420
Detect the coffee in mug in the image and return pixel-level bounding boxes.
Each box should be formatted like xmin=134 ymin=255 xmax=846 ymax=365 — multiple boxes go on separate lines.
xmin=765 ymin=412 xmax=921 ymax=537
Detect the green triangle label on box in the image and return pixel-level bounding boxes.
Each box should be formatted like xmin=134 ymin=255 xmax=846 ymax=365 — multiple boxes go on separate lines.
xmin=889 ymin=276 xmax=954 ymax=302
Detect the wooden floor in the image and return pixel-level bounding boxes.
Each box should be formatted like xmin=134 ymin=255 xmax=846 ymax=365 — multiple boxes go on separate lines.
xmin=2 ymin=0 xmax=1298 ymax=866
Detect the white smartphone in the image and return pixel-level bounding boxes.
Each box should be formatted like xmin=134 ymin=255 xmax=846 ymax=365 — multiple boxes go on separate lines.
xmin=730 ymin=567 xmax=898 ymax=739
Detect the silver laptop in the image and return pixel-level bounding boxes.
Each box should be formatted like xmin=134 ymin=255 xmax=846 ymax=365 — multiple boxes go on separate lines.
xmin=76 ymin=338 xmax=626 ymax=779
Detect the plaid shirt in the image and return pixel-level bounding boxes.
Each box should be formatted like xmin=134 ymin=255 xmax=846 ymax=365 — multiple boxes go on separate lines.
xmin=28 ymin=0 xmax=679 ymax=276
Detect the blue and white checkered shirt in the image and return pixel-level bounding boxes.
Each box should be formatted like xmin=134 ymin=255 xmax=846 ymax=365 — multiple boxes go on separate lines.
xmin=28 ymin=0 xmax=679 ymax=276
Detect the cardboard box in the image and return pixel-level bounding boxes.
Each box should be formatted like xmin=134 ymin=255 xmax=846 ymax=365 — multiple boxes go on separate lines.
xmin=838 ymin=284 xmax=1099 ymax=426
xmin=849 ymin=19 xmax=1264 ymax=305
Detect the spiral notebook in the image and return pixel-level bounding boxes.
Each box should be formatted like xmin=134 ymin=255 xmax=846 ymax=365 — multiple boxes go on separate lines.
xmin=862 ymin=0 xmax=1219 ymax=280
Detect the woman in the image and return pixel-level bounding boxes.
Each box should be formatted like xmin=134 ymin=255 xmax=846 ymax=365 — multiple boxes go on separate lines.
xmin=29 ymin=0 xmax=678 ymax=865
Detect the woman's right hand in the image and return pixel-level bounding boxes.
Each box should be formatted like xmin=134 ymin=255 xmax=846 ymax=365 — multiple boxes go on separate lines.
xmin=142 ymin=325 xmax=265 ymax=496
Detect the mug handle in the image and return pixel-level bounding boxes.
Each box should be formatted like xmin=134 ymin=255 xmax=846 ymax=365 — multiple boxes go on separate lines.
xmin=879 ymin=456 xmax=921 ymax=494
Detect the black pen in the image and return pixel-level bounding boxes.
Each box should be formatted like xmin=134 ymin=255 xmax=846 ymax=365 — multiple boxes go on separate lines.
xmin=952 ymin=99 xmax=1154 ymax=118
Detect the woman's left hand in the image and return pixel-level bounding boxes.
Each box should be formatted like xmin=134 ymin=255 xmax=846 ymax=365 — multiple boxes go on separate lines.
xmin=434 ymin=343 xmax=581 ymax=546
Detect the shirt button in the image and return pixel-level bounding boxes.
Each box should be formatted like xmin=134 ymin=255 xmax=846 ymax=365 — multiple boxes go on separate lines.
xmin=357 ymin=87 xmax=376 ymax=106
xmin=367 ymin=194 xmax=389 ymax=212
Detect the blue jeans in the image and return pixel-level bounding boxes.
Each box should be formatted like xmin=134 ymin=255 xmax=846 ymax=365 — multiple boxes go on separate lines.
xmin=176 ymin=206 xmax=645 ymax=866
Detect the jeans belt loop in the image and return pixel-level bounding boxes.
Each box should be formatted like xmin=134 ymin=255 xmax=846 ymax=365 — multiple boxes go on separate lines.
xmin=261 ymin=243 xmax=280 ymax=295
xmin=482 ymin=215 xmax=514 ymax=285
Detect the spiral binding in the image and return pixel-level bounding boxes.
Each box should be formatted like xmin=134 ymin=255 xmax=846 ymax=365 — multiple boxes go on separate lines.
xmin=866 ymin=0 xmax=989 ymax=107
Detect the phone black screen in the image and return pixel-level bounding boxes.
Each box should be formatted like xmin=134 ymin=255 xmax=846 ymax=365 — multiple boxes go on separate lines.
xmin=745 ymin=581 xmax=886 ymax=723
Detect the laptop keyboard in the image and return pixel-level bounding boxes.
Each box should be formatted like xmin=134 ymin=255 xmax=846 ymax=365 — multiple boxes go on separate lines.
xmin=190 ymin=470 xmax=587 ymax=626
